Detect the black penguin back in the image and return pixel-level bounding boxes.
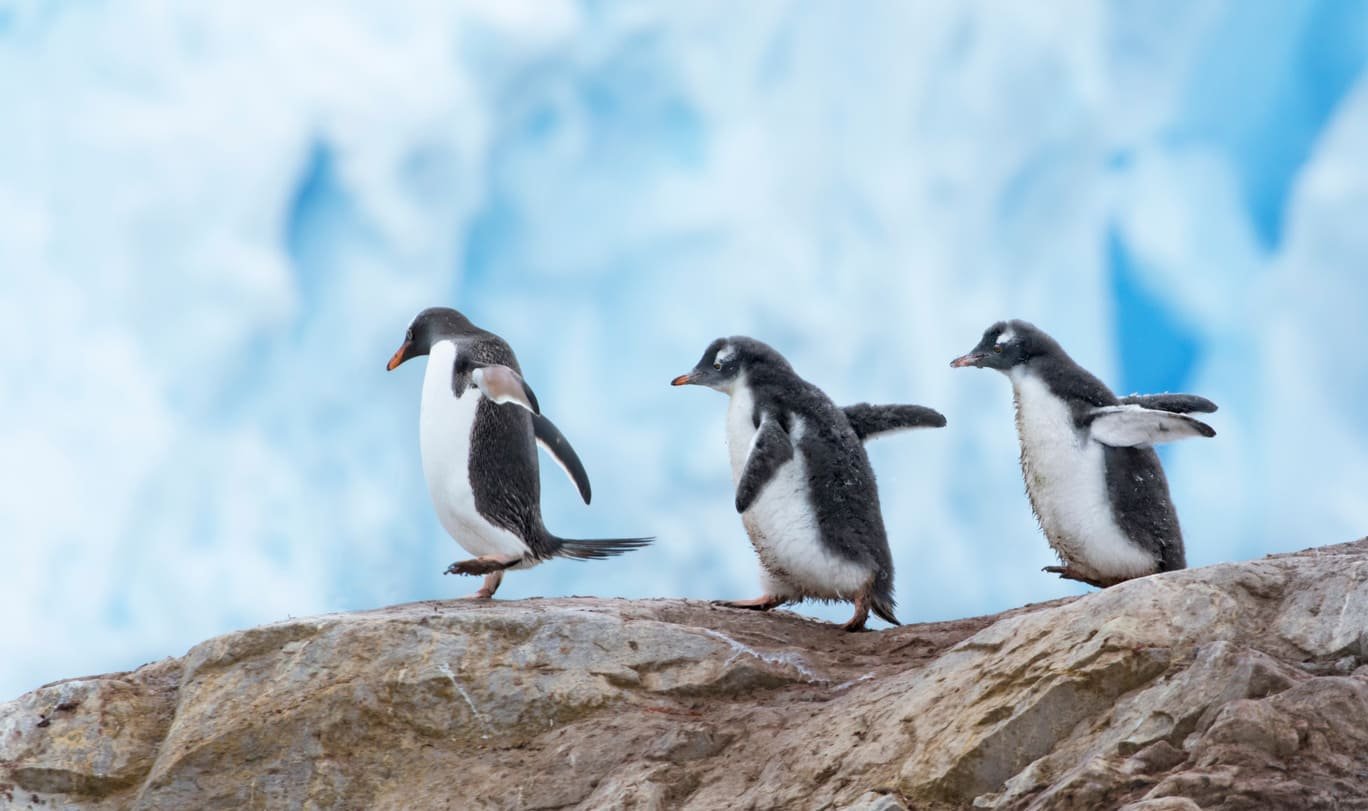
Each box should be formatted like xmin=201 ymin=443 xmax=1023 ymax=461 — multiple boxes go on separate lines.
xmin=1103 ymin=447 xmax=1186 ymax=572
xmin=463 ymin=335 xmax=557 ymax=558
xmin=748 ymin=362 xmax=896 ymax=587
xmin=1029 ymin=343 xmax=1186 ymax=573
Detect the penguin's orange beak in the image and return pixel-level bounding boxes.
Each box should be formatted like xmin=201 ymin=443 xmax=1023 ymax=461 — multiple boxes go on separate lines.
xmin=670 ymin=372 xmax=695 ymax=386
xmin=950 ymin=352 xmax=986 ymax=369
xmin=387 ymin=341 xmax=412 ymax=371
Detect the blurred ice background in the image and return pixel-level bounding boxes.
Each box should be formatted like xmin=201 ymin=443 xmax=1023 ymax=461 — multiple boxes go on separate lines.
xmin=3 ymin=0 xmax=1367 ymax=699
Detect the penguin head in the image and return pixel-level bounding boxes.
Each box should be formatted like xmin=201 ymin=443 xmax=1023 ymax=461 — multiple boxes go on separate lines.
xmin=671 ymin=336 xmax=786 ymax=394
xmin=386 ymin=307 xmax=482 ymax=370
xmin=951 ymin=319 xmax=1054 ymax=373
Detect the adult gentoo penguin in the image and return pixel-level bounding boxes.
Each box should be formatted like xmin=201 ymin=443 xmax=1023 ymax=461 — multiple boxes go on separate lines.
xmin=672 ymin=336 xmax=946 ymax=631
xmin=951 ymin=319 xmax=1217 ymax=588
xmin=387 ymin=307 xmax=651 ymax=598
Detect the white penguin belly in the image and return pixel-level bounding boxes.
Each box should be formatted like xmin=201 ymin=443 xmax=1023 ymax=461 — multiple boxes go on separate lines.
xmin=1010 ymin=372 xmax=1155 ymax=581
xmin=419 ymin=341 xmax=530 ymax=563
xmin=726 ymin=387 xmax=871 ymax=599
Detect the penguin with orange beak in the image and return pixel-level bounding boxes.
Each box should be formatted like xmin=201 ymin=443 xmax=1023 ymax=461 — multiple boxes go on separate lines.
xmin=672 ymin=336 xmax=945 ymax=631
xmin=388 ymin=307 xmax=651 ymax=598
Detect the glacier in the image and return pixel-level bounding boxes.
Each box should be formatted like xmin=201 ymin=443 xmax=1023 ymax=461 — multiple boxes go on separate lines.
xmin=2 ymin=0 xmax=1367 ymax=699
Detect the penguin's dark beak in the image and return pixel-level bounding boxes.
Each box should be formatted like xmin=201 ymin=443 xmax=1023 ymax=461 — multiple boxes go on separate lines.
xmin=671 ymin=372 xmax=696 ymax=386
xmin=387 ymin=341 xmax=412 ymax=371
xmin=950 ymin=352 xmax=987 ymax=369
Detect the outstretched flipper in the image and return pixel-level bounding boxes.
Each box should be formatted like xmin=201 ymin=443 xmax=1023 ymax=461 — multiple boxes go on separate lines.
xmin=533 ymin=413 xmax=593 ymax=505
xmin=1085 ymin=405 xmax=1216 ymax=447
xmin=468 ymin=364 xmax=540 ymax=414
xmin=1118 ymin=393 xmax=1218 ymax=414
xmin=735 ymin=414 xmax=794 ymax=513
xmin=843 ymin=403 xmax=946 ymax=441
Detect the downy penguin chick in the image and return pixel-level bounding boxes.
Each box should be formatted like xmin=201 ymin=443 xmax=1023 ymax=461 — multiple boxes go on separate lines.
xmin=951 ymin=319 xmax=1217 ymax=587
xmin=673 ymin=336 xmax=945 ymax=631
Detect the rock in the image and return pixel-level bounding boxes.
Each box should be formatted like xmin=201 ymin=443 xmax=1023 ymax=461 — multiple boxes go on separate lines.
xmin=3 ymin=540 xmax=1368 ymax=810
xmin=842 ymin=790 xmax=910 ymax=810
xmin=1119 ymin=799 xmax=1202 ymax=811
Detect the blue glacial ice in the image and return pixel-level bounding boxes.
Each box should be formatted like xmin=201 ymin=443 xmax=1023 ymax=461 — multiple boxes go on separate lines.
xmin=1 ymin=0 xmax=1367 ymax=699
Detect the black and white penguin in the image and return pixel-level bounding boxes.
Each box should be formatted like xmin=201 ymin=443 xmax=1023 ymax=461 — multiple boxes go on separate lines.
xmin=951 ymin=319 xmax=1217 ymax=588
xmin=672 ymin=336 xmax=946 ymax=631
xmin=387 ymin=307 xmax=651 ymax=598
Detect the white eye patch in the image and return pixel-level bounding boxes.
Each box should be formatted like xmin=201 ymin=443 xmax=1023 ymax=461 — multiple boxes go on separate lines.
xmin=714 ymin=345 xmax=736 ymax=366
xmin=996 ymin=327 xmax=1016 ymax=346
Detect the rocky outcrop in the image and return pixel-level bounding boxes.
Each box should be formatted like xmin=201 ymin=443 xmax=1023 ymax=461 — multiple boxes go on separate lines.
xmin=3 ymin=539 xmax=1368 ymax=810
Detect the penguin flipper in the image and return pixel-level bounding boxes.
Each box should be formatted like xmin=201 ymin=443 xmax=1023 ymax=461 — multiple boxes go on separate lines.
xmin=735 ymin=414 xmax=794 ymax=513
xmin=1087 ymin=405 xmax=1216 ymax=447
xmin=1118 ymin=394 xmax=1218 ymax=414
xmin=532 ymin=413 xmax=593 ymax=505
xmin=843 ymin=403 xmax=947 ymax=441
xmin=470 ymin=365 xmax=540 ymax=414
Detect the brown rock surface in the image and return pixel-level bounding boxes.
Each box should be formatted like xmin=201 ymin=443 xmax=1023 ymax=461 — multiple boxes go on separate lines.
xmin=3 ymin=539 xmax=1367 ymax=810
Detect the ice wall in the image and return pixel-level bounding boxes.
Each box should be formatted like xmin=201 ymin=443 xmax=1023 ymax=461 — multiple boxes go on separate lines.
xmin=2 ymin=0 xmax=1366 ymax=698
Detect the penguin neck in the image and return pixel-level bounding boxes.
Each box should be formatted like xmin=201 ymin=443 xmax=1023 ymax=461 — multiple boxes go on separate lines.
xmin=1006 ymin=364 xmax=1034 ymax=390
xmin=724 ymin=372 xmax=758 ymax=475
xmin=1007 ymin=364 xmax=1067 ymax=443
xmin=421 ymin=339 xmax=461 ymax=404
xmin=1011 ymin=353 xmax=1117 ymax=408
xmin=1008 ymin=362 xmax=1071 ymax=405
xmin=719 ymin=370 xmax=747 ymax=399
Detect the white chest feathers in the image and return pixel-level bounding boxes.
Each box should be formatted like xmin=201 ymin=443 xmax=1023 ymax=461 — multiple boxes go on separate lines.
xmin=418 ymin=341 xmax=529 ymax=561
xmin=724 ymin=382 xmax=872 ymax=599
xmin=1009 ymin=370 xmax=1155 ymax=580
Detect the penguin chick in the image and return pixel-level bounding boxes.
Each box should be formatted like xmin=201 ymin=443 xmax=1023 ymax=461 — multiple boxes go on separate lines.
xmin=673 ymin=336 xmax=944 ymax=631
xmin=951 ymin=319 xmax=1217 ymax=587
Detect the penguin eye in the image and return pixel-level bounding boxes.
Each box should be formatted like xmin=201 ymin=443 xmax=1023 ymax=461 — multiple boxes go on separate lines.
xmin=993 ymin=344 xmax=1003 ymax=353
xmin=713 ymin=361 xmax=723 ymax=370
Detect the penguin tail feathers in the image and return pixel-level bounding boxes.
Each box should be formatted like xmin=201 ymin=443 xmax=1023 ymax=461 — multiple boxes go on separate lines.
xmin=553 ymin=536 xmax=654 ymax=561
xmin=870 ymin=570 xmax=899 ymax=626
xmin=871 ymin=594 xmax=900 ymax=627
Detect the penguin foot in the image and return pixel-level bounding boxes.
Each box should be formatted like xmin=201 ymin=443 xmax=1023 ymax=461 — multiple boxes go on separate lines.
xmin=1042 ymin=565 xmax=1113 ymax=589
xmin=446 ymin=555 xmax=521 ymax=576
xmin=460 ymin=572 xmax=505 ymax=600
xmin=712 ymin=595 xmax=786 ymax=612
xmin=841 ymin=594 xmax=871 ymax=632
